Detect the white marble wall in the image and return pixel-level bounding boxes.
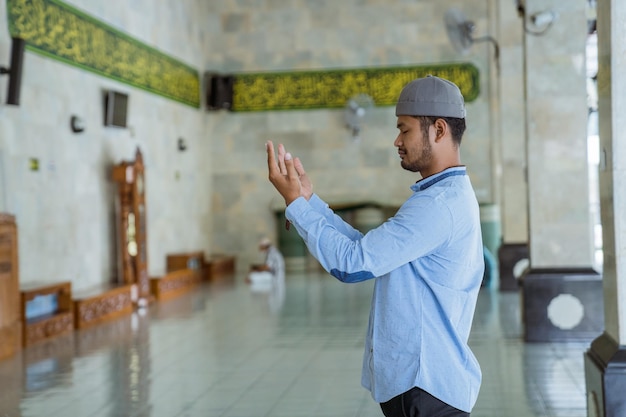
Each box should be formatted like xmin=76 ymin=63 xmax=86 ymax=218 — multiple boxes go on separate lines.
xmin=597 ymin=0 xmax=626 ymax=343
xmin=524 ymin=0 xmax=594 ymax=268
xmin=0 ymin=0 xmax=213 ymax=289
xmin=205 ymin=0 xmax=497 ymax=267
xmin=0 ymin=0 xmax=498 ymax=286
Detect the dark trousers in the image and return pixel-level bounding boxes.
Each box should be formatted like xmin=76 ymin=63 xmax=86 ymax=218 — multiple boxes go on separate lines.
xmin=380 ymin=387 xmax=470 ymax=417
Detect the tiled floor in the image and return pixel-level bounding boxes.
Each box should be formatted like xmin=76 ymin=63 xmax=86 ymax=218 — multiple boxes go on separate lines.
xmin=0 ymin=272 xmax=589 ymax=417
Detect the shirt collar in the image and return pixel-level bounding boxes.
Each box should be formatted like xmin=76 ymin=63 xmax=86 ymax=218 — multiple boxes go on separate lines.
xmin=411 ymin=166 xmax=467 ymax=192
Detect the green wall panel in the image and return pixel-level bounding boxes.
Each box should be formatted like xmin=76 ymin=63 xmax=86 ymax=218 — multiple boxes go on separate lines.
xmin=232 ymin=62 xmax=479 ymax=112
xmin=5 ymin=0 xmax=479 ymax=112
xmin=6 ymin=0 xmax=200 ymax=107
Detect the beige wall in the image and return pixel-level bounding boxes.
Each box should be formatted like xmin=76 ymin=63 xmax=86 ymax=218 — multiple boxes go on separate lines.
xmin=0 ymin=1 xmax=214 ymax=288
xmin=206 ymin=0 xmax=498 ymax=268
xmin=0 ymin=0 xmax=501 ymax=287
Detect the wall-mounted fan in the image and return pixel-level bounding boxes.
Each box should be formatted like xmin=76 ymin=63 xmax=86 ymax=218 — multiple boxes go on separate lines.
xmin=444 ymin=8 xmax=500 ymax=74
xmin=344 ymin=93 xmax=374 ymax=141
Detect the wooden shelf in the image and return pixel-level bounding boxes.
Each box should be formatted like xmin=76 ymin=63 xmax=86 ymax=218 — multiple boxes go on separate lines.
xmin=73 ymin=283 xmax=134 ymax=329
xmin=20 ymin=281 xmax=73 ymax=346
xmin=150 ymin=269 xmax=202 ymax=302
xmin=206 ymin=254 xmax=236 ymax=282
xmin=167 ymin=251 xmax=205 ymax=271
xmin=166 ymin=252 xmax=236 ymax=283
xmin=0 ymin=213 xmax=20 ymax=359
xmin=0 ymin=321 xmax=21 ymax=360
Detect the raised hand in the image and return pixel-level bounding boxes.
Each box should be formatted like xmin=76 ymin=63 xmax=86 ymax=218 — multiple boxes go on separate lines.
xmin=293 ymin=156 xmax=313 ymax=200
xmin=266 ymin=140 xmax=302 ymax=206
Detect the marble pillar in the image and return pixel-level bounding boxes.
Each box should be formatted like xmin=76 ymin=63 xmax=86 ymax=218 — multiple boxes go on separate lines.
xmin=520 ymin=0 xmax=603 ymax=342
xmin=497 ymin=0 xmax=529 ymax=291
xmin=584 ymin=0 xmax=626 ymax=415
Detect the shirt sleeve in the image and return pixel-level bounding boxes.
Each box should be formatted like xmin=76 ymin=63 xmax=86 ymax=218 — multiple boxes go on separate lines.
xmin=307 ymin=194 xmax=363 ymax=241
xmin=285 ymin=194 xmax=453 ymax=283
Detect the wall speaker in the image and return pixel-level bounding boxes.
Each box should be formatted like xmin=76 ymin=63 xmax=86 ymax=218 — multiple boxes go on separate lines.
xmin=104 ymin=90 xmax=129 ymax=128
xmin=205 ymin=73 xmax=234 ymax=111
xmin=0 ymin=37 xmax=26 ymax=106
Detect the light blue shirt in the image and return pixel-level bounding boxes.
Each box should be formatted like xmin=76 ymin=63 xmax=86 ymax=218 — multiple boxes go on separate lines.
xmin=284 ymin=166 xmax=483 ymax=412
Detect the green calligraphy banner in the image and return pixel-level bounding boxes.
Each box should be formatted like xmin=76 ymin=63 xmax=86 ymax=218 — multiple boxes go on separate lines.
xmin=232 ymin=62 xmax=479 ymax=112
xmin=6 ymin=0 xmax=200 ymax=107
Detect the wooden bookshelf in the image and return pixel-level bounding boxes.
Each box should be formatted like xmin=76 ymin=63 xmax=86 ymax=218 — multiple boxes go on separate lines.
xmin=20 ymin=281 xmax=73 ymax=346
xmin=0 ymin=214 xmax=21 ymax=359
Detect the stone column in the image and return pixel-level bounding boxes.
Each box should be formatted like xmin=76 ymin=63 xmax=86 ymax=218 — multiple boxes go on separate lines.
xmin=520 ymin=0 xmax=602 ymax=342
xmin=496 ymin=0 xmax=529 ymax=291
xmin=584 ymin=0 xmax=626 ymax=415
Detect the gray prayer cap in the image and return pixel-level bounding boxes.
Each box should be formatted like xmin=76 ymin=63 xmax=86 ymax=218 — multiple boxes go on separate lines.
xmin=395 ymin=75 xmax=466 ymax=118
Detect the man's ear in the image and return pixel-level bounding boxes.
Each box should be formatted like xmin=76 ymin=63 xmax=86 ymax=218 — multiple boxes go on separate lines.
xmin=433 ymin=118 xmax=447 ymax=142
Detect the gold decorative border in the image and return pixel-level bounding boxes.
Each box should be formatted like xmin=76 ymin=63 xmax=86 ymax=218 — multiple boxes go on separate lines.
xmin=6 ymin=0 xmax=200 ymax=107
xmin=232 ymin=63 xmax=479 ymax=112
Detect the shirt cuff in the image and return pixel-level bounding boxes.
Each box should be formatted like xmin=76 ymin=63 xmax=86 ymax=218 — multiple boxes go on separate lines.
xmin=308 ymin=194 xmax=328 ymax=212
xmin=285 ymin=196 xmax=311 ymax=223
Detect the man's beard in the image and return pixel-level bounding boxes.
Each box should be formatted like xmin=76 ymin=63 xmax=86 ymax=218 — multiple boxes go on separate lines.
xmin=401 ymin=135 xmax=432 ymax=173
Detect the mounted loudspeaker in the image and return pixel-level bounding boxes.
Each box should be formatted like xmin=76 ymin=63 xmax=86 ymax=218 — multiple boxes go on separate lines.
xmin=205 ymin=72 xmax=234 ymax=111
xmin=0 ymin=37 xmax=26 ymax=106
xmin=104 ymin=90 xmax=129 ymax=128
